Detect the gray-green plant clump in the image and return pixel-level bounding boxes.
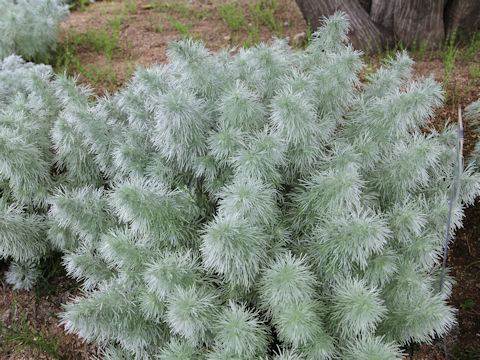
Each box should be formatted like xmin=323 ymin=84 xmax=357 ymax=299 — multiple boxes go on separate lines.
xmin=0 ymin=55 xmax=100 ymax=289
xmin=0 ymin=55 xmax=62 ymax=289
xmin=467 ymin=98 xmax=480 ymax=165
xmin=0 ymin=0 xmax=69 ymax=62
xmin=3 ymin=12 xmax=479 ymax=359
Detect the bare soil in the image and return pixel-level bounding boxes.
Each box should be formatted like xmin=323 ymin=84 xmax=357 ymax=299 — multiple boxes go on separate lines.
xmin=59 ymin=0 xmax=308 ymax=95
xmin=1 ymin=0 xmax=479 ymax=359
xmin=0 ymin=260 xmax=99 ymax=359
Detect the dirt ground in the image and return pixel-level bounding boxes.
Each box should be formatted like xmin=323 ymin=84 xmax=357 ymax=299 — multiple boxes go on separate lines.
xmin=58 ymin=0 xmax=308 ymax=95
xmin=1 ymin=0 xmax=479 ymax=359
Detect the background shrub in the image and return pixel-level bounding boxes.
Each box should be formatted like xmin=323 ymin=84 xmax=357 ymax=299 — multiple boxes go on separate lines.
xmin=0 ymin=0 xmax=69 ymax=62
xmin=0 ymin=55 xmax=60 ymax=289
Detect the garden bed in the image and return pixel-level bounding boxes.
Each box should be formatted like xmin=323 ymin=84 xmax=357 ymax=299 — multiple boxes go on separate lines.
xmin=1 ymin=0 xmax=479 ymax=359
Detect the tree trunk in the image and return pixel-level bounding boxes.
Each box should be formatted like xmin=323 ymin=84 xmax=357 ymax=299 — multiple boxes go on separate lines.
xmin=295 ymin=0 xmax=393 ymax=53
xmin=358 ymin=0 xmax=371 ymax=13
xmin=393 ymin=0 xmax=447 ymax=48
xmin=370 ymin=0 xmax=394 ymax=33
xmin=445 ymin=0 xmax=480 ymax=37
xmin=294 ymin=0 xmax=480 ymax=52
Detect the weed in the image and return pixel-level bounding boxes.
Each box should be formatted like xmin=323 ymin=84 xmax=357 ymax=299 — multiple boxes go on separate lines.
xmin=250 ymin=0 xmax=281 ymax=33
xmin=462 ymin=79 xmax=473 ymax=105
xmin=108 ymin=9 xmax=124 ymax=31
xmin=33 ymin=256 xmax=67 ymax=299
xmin=460 ymin=298 xmax=475 ymax=311
xmin=55 ymin=34 xmax=83 ymax=74
xmin=84 ymin=27 xmax=120 ymax=61
xmin=85 ymin=63 xmax=118 ymax=88
xmin=459 ymin=260 xmax=480 ymax=277
xmin=410 ymin=33 xmax=419 ymax=57
xmin=383 ymin=39 xmax=407 ymax=59
xmin=151 ymin=0 xmax=194 ymax=18
xmin=408 ymin=32 xmax=430 ymax=60
xmin=155 ymin=15 xmax=164 ymax=33
xmin=416 ymin=39 xmax=429 ymax=60
xmin=126 ymin=0 xmax=136 ymax=14
xmin=243 ymin=23 xmax=260 ymax=48
xmin=461 ymin=30 xmax=480 ymax=63
xmin=126 ymin=56 xmax=136 ymax=81
xmin=217 ymin=1 xmax=247 ymax=32
xmin=304 ymin=18 xmax=312 ymax=47
xmin=416 ymin=33 xmax=434 ymax=60
xmin=69 ymin=0 xmax=92 ymax=11
xmin=451 ymin=346 xmax=480 ymax=360
xmin=449 ymin=82 xmax=460 ymax=107
xmin=363 ymin=38 xmax=372 ymax=63
xmin=169 ymin=16 xmax=192 ymax=37
xmin=383 ymin=41 xmax=393 ymax=59
xmin=470 ymin=63 xmax=480 ymax=84
xmin=55 ymin=30 xmax=119 ymax=90
xmin=65 ymin=14 xmax=122 ymax=62
xmin=0 ymin=299 xmax=62 ymax=359
xmin=439 ymin=29 xmax=459 ymax=93
xmin=177 ymin=0 xmax=210 ymax=20
xmin=241 ymin=0 xmax=283 ymax=47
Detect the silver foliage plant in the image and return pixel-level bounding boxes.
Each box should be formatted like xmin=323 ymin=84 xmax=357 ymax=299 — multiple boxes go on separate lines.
xmin=0 ymin=0 xmax=69 ymax=62
xmin=0 ymin=55 xmax=101 ymax=288
xmin=467 ymin=98 xmax=480 ymax=164
xmin=0 ymin=55 xmax=61 ymax=287
xmin=3 ymin=12 xmax=480 ymax=359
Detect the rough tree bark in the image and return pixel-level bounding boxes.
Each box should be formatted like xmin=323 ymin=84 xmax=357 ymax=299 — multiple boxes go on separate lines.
xmin=370 ymin=0 xmax=394 ymax=31
xmin=393 ymin=0 xmax=447 ymax=46
xmin=295 ymin=0 xmax=480 ymax=52
xmin=445 ymin=0 xmax=480 ymax=37
xmin=294 ymin=0 xmax=393 ymax=51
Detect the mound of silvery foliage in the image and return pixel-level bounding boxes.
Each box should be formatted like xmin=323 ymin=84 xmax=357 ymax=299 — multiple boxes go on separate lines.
xmin=0 ymin=0 xmax=69 ymax=61
xmin=2 ymin=12 xmax=480 ymax=360
xmin=467 ymin=98 xmax=480 ymax=163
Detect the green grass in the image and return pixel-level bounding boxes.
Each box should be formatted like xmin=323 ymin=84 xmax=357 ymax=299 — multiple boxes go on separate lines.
xmin=304 ymin=18 xmax=312 ymax=47
xmin=459 ymin=30 xmax=480 ymax=63
xmin=150 ymin=0 xmax=207 ymax=20
xmin=0 ymin=257 xmax=77 ymax=358
xmin=85 ymin=64 xmax=118 ymax=87
xmin=383 ymin=39 xmax=408 ymax=60
xmin=0 ymin=296 xmax=62 ymax=358
xmin=69 ymin=0 xmax=92 ymax=11
xmin=54 ymin=5 xmax=124 ymax=87
xmin=439 ymin=30 xmax=460 ymax=93
xmin=60 ymin=0 xmax=480 ymax=108
xmin=169 ymin=16 xmax=192 ymax=37
xmin=55 ymin=33 xmax=84 ymax=74
xmin=250 ymin=0 xmax=282 ymax=33
xmin=459 ymin=298 xmax=475 ymax=311
xmin=217 ymin=1 xmax=248 ymax=32
xmin=126 ymin=0 xmax=136 ymax=14
xmin=359 ymin=28 xmax=480 ymax=108
xmin=451 ymin=346 xmax=480 ymax=360
xmin=81 ymin=27 xmax=120 ymax=62
xmin=470 ymin=63 xmax=480 ymax=84
xmin=410 ymin=33 xmax=430 ymax=60
xmin=55 ymin=30 xmax=119 ymax=88
xmin=151 ymin=0 xmax=189 ymax=14
xmin=242 ymin=23 xmax=260 ymax=48
xmin=154 ymin=15 xmax=164 ymax=33
xmin=0 ymin=319 xmax=61 ymax=359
